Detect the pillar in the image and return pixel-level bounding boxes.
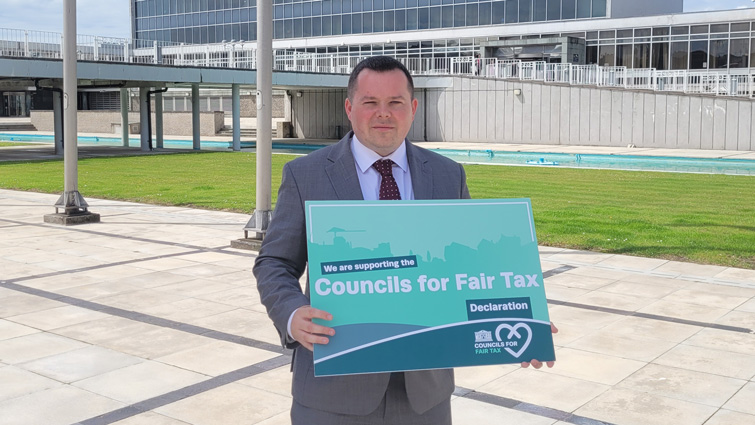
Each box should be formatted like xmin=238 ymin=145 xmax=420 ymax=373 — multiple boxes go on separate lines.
xmin=139 ymin=87 xmax=150 ymax=151
xmin=191 ymin=83 xmax=200 ymax=150
xmin=232 ymin=83 xmax=241 ymax=151
xmin=155 ymin=91 xmax=164 ymax=149
xmin=120 ymin=88 xmax=129 ymax=147
xmin=53 ymin=90 xmax=63 ymax=155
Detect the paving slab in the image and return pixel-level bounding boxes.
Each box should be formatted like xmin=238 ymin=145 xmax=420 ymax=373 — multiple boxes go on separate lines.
xmin=0 ymin=188 xmax=753 ymax=425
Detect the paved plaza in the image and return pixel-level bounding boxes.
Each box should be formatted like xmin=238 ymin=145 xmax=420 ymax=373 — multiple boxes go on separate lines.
xmin=1 ymin=186 xmax=754 ymax=425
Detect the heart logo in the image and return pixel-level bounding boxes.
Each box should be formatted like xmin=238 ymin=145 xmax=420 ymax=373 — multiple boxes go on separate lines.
xmin=494 ymin=323 xmax=532 ymax=358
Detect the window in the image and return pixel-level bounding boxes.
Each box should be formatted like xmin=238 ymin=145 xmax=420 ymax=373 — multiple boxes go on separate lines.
xmin=383 ymin=11 xmax=394 ymax=30
xmin=710 ymin=39 xmax=728 ymax=68
xmin=466 ymin=3 xmax=478 ymax=26
xmin=479 ymin=2 xmax=491 ymax=25
xmin=492 ymin=1 xmax=504 ymax=24
xmin=519 ymin=0 xmax=531 ymax=22
xmin=374 ymin=11 xmax=384 ymax=31
xmin=546 ymin=0 xmax=559 ymax=20
xmin=533 ymin=0 xmax=546 ymax=21
xmin=454 ymin=4 xmax=465 ymax=26
xmin=591 ymin=0 xmax=605 ymax=17
xmin=598 ymin=45 xmax=615 ymax=66
xmin=418 ymin=8 xmax=429 ymax=28
xmin=670 ymin=41 xmax=687 ymax=69
xmin=651 ymin=42 xmax=668 ymax=70
xmin=407 ymin=8 xmax=418 ymax=29
xmin=442 ymin=5 xmax=454 ymax=27
xmin=363 ymin=12 xmax=373 ymax=31
xmin=394 ymin=9 xmax=406 ymax=30
xmin=633 ymin=43 xmax=650 ymax=68
xmin=671 ymin=26 xmax=688 ymax=35
xmin=729 ymin=38 xmax=749 ymax=68
xmin=562 ymin=0 xmax=576 ymax=19
xmin=616 ymin=44 xmax=631 ymax=67
xmin=689 ymin=40 xmax=709 ymax=69
xmin=352 ymin=13 xmax=362 ymax=32
xmin=505 ymin=0 xmax=517 ymax=23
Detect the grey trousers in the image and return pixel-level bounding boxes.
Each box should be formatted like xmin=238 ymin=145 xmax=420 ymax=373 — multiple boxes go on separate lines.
xmin=291 ymin=372 xmax=452 ymax=425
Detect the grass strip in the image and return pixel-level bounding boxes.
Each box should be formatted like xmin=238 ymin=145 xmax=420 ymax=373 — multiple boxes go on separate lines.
xmin=0 ymin=142 xmax=36 ymax=147
xmin=0 ymin=151 xmax=752 ymax=269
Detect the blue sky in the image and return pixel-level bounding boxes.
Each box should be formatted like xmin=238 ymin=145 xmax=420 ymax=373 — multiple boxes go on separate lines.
xmin=0 ymin=0 xmax=752 ymax=39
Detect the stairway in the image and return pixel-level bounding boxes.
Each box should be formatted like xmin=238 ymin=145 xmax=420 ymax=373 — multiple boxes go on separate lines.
xmin=0 ymin=123 xmax=37 ymax=131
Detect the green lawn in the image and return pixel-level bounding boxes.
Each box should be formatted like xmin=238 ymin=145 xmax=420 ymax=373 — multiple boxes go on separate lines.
xmin=0 ymin=142 xmax=35 ymax=147
xmin=0 ymin=151 xmax=752 ymax=269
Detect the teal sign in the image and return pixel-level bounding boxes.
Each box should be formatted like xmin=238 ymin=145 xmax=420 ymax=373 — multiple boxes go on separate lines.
xmin=306 ymin=199 xmax=555 ymax=376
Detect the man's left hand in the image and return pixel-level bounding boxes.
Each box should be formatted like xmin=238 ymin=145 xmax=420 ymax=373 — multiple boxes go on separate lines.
xmin=521 ymin=322 xmax=558 ymax=369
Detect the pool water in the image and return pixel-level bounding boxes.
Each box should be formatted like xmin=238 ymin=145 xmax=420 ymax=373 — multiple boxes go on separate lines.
xmin=433 ymin=149 xmax=755 ymax=176
xmin=2 ymin=133 xmax=754 ymax=176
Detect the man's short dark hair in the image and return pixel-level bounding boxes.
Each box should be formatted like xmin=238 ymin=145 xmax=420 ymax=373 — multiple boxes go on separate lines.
xmin=347 ymin=56 xmax=415 ymax=100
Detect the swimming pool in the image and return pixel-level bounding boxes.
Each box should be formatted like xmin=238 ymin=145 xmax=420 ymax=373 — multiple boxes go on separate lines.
xmin=432 ymin=149 xmax=755 ymax=176
xmin=2 ymin=133 xmax=754 ymax=176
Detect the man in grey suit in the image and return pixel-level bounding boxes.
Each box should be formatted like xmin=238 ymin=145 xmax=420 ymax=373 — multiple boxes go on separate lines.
xmin=254 ymin=56 xmax=553 ymax=424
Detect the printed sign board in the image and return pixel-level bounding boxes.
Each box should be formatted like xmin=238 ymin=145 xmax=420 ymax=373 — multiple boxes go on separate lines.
xmin=306 ymin=199 xmax=555 ymax=376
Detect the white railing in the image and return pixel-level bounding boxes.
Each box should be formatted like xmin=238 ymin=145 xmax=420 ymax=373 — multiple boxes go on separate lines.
xmin=2 ymin=27 xmax=754 ymax=98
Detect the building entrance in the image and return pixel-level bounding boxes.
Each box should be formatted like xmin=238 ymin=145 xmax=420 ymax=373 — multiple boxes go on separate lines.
xmin=1 ymin=92 xmax=31 ymax=117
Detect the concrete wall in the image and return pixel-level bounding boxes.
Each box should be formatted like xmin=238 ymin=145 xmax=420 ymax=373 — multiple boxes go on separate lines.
xmin=31 ymin=110 xmax=225 ymax=136
xmin=290 ymin=89 xmax=352 ymax=139
xmin=291 ymin=77 xmax=755 ymax=151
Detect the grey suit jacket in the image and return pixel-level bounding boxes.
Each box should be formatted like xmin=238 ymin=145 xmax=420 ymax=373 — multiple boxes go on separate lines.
xmin=254 ymin=132 xmax=471 ymax=416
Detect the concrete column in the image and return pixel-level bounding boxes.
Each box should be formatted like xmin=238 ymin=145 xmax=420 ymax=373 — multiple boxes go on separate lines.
xmin=46 ymin=0 xmax=99 ymax=224
xmin=52 ymin=90 xmax=63 ymax=155
xmin=242 ymin=0 xmax=273 ymax=241
xmin=256 ymin=0 xmax=273 ymax=216
xmin=120 ymin=88 xmax=129 ymax=147
xmin=232 ymin=83 xmax=241 ymax=151
xmin=191 ymin=83 xmax=201 ymax=150
xmin=139 ymin=87 xmax=150 ymax=151
xmin=155 ymin=91 xmax=164 ymax=149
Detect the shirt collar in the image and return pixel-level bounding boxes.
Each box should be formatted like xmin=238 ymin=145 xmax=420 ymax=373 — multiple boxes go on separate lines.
xmin=351 ymin=134 xmax=409 ymax=175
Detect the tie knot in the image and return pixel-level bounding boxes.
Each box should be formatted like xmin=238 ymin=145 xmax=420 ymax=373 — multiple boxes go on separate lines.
xmin=372 ymin=159 xmax=395 ymax=177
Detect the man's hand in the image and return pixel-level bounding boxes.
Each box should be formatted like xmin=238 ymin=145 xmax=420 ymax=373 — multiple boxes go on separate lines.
xmin=521 ymin=322 xmax=559 ymax=369
xmin=291 ymin=306 xmax=335 ymax=351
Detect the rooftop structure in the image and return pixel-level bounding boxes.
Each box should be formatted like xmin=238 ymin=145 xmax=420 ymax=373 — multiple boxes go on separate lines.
xmin=129 ymin=0 xmax=755 ymax=71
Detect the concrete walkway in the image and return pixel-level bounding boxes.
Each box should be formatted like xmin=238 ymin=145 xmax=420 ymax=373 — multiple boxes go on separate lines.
xmin=1 ymin=188 xmax=753 ymax=425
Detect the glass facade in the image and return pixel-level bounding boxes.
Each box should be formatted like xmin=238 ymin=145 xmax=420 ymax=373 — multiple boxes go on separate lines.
xmin=132 ymin=1 xmax=754 ymax=71
xmin=133 ymin=0 xmax=607 ymax=43
xmin=584 ymin=23 xmax=754 ymax=70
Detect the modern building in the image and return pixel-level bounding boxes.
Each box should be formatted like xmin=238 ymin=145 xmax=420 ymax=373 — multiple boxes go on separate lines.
xmin=130 ymin=0 xmax=754 ymax=71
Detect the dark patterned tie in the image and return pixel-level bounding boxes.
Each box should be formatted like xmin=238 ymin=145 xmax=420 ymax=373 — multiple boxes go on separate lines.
xmin=372 ymin=159 xmax=401 ymax=200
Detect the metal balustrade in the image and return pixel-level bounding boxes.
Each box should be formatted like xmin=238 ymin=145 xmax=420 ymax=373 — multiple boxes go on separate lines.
xmin=2 ymin=27 xmax=754 ymax=98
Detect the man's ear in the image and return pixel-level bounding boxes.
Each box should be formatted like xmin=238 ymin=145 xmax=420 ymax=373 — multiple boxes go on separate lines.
xmin=345 ymin=97 xmax=353 ymax=119
xmin=411 ymin=98 xmax=418 ymax=118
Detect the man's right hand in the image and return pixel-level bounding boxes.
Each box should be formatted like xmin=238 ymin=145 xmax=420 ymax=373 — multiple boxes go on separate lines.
xmin=290 ymin=306 xmax=335 ymax=351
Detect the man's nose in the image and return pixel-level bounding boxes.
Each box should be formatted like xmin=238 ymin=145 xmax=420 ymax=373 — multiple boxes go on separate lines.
xmin=376 ymin=105 xmax=391 ymax=118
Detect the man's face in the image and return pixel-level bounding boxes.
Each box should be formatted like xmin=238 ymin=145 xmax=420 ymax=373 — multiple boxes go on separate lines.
xmin=345 ymin=69 xmax=418 ymax=157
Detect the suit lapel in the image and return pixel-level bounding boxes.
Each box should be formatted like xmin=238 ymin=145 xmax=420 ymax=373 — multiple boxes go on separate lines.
xmin=407 ymin=142 xmax=433 ymax=200
xmin=325 ymin=132 xmax=364 ymax=201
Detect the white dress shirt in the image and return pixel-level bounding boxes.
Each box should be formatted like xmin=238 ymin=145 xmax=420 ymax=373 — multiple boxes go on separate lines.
xmin=350 ymin=134 xmax=415 ymax=201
